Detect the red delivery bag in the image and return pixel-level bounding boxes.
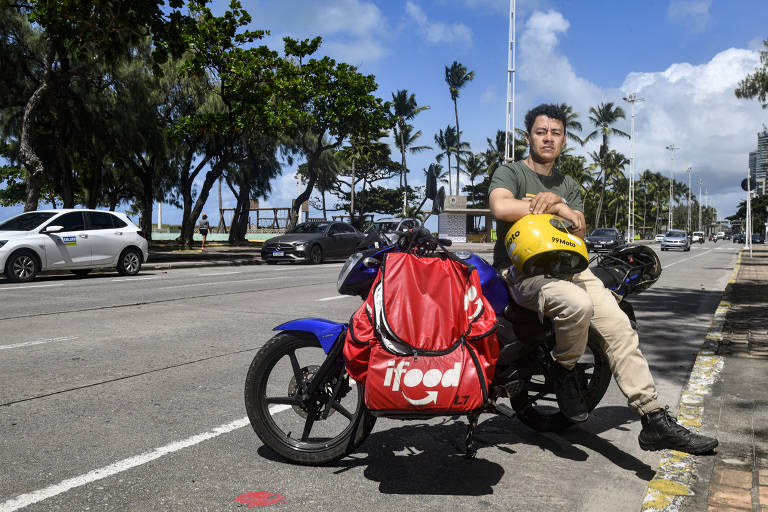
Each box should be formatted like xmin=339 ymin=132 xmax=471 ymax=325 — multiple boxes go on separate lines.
xmin=343 ymin=251 xmax=499 ymax=415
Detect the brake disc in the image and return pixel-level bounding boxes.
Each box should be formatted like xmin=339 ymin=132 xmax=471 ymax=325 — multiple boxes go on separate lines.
xmin=287 ymin=365 xmax=336 ymax=419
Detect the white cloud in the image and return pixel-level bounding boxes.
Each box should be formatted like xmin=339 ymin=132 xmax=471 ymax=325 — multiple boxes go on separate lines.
xmin=518 ymin=10 xmax=602 ymax=108
xmin=405 ymin=1 xmax=472 ymax=46
xmin=480 ymin=84 xmax=499 ymax=104
xmin=668 ymin=0 xmax=712 ymax=33
xmin=251 ymin=0 xmax=391 ymax=64
xmin=516 ymin=8 xmax=764 ymax=218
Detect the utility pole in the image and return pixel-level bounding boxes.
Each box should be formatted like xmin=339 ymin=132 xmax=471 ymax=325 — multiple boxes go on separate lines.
xmin=623 ymin=93 xmax=644 ymax=242
xmin=504 ymin=0 xmax=516 ymax=162
xmin=684 ymin=167 xmax=692 ymax=233
xmin=665 ymin=144 xmax=679 ymax=230
xmin=697 ymin=179 xmax=703 ymax=232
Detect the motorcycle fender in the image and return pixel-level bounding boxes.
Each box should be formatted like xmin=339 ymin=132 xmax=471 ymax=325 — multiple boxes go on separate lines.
xmin=273 ymin=318 xmax=346 ymax=354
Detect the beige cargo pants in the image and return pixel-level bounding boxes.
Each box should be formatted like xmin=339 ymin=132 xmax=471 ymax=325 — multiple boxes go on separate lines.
xmin=505 ymin=268 xmax=661 ymax=416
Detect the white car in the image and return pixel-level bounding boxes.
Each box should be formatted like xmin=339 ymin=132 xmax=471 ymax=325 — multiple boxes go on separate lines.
xmin=0 ymin=209 xmax=148 ymax=282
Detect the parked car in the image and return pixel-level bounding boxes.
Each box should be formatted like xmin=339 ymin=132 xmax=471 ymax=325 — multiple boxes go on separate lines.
xmin=691 ymin=231 xmax=705 ymax=243
xmin=733 ymin=233 xmax=745 ymax=244
xmin=661 ymin=229 xmax=691 ymax=252
xmin=0 ymin=209 xmax=148 ymax=283
xmin=364 ymin=217 xmax=421 ymax=244
xmin=585 ymin=228 xmax=623 ymax=252
xmin=752 ymin=233 xmax=765 ymax=244
xmin=654 ymin=233 xmax=666 ymax=242
xmin=260 ymin=221 xmax=365 ymax=265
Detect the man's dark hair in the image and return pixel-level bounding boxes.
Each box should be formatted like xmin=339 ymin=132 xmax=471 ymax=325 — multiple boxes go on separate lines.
xmin=524 ymin=104 xmax=567 ymax=134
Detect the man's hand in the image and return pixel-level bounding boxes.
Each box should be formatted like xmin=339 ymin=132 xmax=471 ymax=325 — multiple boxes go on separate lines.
xmin=526 ymin=192 xmax=564 ymax=215
xmin=553 ymin=204 xmax=586 ymax=239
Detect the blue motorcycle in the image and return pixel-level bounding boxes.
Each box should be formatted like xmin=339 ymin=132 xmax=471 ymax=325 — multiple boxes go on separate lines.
xmin=244 ymin=185 xmax=660 ymax=466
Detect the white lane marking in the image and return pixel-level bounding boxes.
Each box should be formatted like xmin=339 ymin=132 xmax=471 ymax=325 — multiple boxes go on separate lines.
xmin=110 ymin=276 xmax=160 ymax=282
xmin=0 ymin=336 xmax=80 ymax=351
xmin=662 ymin=248 xmax=718 ymax=269
xmin=317 ymin=295 xmax=352 ymax=302
xmin=157 ymin=276 xmax=289 ymax=290
xmin=0 ymin=283 xmax=64 ymax=291
xmin=0 ymin=406 xmax=292 ymax=512
xmin=198 ymin=271 xmax=240 ymax=277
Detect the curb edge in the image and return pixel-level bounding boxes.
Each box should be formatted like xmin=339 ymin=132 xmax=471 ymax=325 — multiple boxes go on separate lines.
xmin=639 ymin=250 xmax=743 ymax=511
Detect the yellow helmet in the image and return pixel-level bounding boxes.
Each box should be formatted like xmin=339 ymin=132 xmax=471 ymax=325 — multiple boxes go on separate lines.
xmin=504 ymin=213 xmax=588 ymax=276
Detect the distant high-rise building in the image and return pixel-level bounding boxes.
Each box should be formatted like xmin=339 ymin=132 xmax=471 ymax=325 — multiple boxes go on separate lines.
xmin=757 ymin=130 xmax=768 ymax=179
xmin=749 ymin=151 xmax=757 ymax=177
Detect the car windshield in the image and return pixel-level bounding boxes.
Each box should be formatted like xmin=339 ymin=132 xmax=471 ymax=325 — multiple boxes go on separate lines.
xmin=366 ymin=221 xmax=398 ymax=233
xmin=693 ymin=232 xmax=704 ymax=235
xmin=287 ymin=222 xmax=329 ymax=234
xmin=0 ymin=212 xmax=57 ymax=231
xmin=590 ymin=229 xmax=617 ymax=236
xmin=666 ymin=230 xmax=686 ymax=237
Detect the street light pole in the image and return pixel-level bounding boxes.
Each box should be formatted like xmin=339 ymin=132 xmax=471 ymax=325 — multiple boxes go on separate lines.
xmin=623 ymin=93 xmax=644 ymax=242
xmin=684 ymin=167 xmax=692 ymax=233
xmin=665 ymin=144 xmax=679 ymax=230
xmin=697 ymin=179 xmax=703 ymax=232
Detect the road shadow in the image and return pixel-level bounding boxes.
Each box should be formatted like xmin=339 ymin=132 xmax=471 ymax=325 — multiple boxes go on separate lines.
xmin=256 ymin=405 xmax=654 ymax=494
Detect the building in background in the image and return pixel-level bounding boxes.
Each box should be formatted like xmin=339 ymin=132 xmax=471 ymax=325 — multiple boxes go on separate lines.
xmin=749 ymin=131 xmax=768 ymax=196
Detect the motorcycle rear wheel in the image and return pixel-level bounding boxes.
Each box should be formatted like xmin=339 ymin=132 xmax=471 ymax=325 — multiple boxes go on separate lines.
xmin=244 ymin=332 xmax=376 ymax=465
xmin=509 ymin=329 xmax=612 ymax=432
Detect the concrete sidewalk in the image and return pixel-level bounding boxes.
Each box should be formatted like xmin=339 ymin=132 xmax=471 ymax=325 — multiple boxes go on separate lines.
xmin=642 ymin=245 xmax=768 ymax=511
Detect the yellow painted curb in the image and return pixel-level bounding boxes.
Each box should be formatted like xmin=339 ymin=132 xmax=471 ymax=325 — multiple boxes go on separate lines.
xmin=640 ymin=250 xmax=742 ymax=511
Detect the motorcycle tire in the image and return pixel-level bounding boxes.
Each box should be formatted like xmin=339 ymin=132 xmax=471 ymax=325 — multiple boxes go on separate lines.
xmin=244 ymin=332 xmax=376 ymax=466
xmin=509 ymin=328 xmax=612 ymax=433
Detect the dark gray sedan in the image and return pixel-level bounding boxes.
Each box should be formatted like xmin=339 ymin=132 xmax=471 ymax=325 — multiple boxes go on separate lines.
xmin=260 ymin=221 xmax=365 ymax=264
xmin=584 ymin=228 xmax=623 ymax=252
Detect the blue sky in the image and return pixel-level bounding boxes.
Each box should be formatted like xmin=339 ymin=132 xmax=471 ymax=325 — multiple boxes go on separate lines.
xmin=3 ymin=0 xmax=768 ymax=229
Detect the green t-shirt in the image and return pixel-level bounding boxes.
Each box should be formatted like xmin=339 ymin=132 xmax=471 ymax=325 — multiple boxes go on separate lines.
xmin=489 ymin=160 xmax=583 ymax=268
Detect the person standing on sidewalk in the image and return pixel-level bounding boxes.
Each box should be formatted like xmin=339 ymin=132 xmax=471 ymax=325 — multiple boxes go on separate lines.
xmin=489 ymin=103 xmax=718 ymax=455
xmin=199 ymin=213 xmax=210 ymax=250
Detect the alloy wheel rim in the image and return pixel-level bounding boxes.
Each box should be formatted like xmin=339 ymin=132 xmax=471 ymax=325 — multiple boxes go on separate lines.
xmin=13 ymin=256 xmax=34 ymax=279
xmin=124 ymin=253 xmax=139 ymax=273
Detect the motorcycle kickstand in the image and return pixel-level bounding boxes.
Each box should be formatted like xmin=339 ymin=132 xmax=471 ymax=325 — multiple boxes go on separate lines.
xmin=465 ymin=412 xmax=480 ymax=460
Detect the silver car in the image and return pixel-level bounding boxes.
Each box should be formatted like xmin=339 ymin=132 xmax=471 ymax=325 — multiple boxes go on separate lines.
xmin=660 ymin=229 xmax=691 ymax=252
xmin=0 ymin=209 xmax=148 ymax=282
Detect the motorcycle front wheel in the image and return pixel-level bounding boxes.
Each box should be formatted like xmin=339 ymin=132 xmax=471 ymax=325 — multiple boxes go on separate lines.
xmin=244 ymin=332 xmax=376 ymax=465
xmin=509 ymin=328 xmax=612 ymax=432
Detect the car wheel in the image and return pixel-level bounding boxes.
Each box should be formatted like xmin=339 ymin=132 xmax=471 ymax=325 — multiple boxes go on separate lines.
xmin=71 ymin=269 xmax=92 ymax=277
xmin=308 ymin=245 xmax=323 ymax=265
xmin=117 ymin=248 xmax=142 ymax=276
xmin=5 ymin=250 xmax=39 ymax=283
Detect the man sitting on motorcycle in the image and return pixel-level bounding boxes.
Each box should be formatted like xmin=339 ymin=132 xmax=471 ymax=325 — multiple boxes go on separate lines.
xmin=488 ymin=103 xmax=718 ymax=455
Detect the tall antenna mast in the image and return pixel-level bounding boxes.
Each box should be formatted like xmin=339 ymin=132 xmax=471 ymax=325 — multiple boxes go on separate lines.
xmin=504 ymin=0 xmax=516 ymax=162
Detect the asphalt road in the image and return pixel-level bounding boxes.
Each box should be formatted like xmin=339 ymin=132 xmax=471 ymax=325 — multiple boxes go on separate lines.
xmin=0 ymin=242 xmax=740 ymax=511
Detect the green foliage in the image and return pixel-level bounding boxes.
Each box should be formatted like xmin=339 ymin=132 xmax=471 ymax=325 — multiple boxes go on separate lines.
xmin=0 ymin=166 xmax=26 ymax=206
xmin=735 ymin=39 xmax=768 ymax=108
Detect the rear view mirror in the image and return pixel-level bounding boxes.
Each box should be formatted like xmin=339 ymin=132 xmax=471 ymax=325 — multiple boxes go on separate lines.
xmin=43 ymin=225 xmax=63 ymax=233
xmin=425 ymin=165 xmax=438 ymax=201
xmin=432 ymin=187 xmax=446 ymax=214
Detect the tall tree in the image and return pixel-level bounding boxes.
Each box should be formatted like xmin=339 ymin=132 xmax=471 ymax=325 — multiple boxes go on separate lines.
xmin=583 ymin=102 xmax=630 ymax=227
xmin=444 ymin=61 xmax=474 ymax=195
xmin=558 ymin=103 xmax=584 ymax=146
xmin=391 ymin=89 xmax=429 ymax=213
xmin=735 ymin=38 xmax=768 ymax=108
xmin=10 ymin=0 xmax=194 ymax=212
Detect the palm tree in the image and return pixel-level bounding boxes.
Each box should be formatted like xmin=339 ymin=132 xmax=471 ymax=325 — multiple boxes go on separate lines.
xmin=434 ymin=125 xmax=469 ymax=196
xmin=583 ymin=102 xmax=630 ymax=227
xmin=391 ymin=89 xmax=430 ymax=213
xmin=444 ymin=61 xmax=474 ymax=195
xmin=461 ymin=153 xmax=486 ymax=207
xmin=558 ymin=103 xmax=584 ymax=146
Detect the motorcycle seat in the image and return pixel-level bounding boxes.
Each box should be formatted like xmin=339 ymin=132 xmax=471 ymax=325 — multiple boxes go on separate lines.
xmin=502 ymin=301 xmax=553 ymax=344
